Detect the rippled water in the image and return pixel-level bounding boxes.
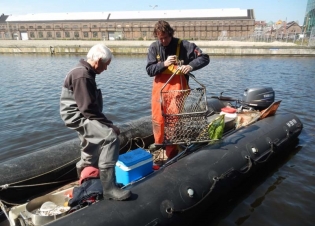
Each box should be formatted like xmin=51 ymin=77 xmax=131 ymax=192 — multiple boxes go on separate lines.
xmin=0 ymin=54 xmax=314 ymax=225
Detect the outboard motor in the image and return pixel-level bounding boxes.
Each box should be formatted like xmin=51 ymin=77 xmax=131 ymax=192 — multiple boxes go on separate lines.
xmin=241 ymin=87 xmax=275 ymax=110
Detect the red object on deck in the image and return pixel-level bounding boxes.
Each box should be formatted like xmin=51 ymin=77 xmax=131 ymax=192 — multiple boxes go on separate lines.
xmin=79 ymin=166 xmax=100 ymax=185
xmin=153 ymin=165 xmax=160 ymax=170
xmin=221 ymin=107 xmax=237 ymax=113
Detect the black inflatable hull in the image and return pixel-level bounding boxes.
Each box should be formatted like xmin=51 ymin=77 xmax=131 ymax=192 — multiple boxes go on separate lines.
xmin=48 ymin=112 xmax=302 ymax=226
xmin=0 ymin=116 xmax=153 ymax=204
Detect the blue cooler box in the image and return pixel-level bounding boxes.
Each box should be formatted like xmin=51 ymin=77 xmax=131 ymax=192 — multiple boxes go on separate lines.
xmin=115 ymin=148 xmax=153 ymax=185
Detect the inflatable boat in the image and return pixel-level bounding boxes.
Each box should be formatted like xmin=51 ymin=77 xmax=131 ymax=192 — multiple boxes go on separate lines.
xmin=0 ymin=116 xmax=153 ymax=205
xmin=0 ymin=87 xmax=303 ymax=226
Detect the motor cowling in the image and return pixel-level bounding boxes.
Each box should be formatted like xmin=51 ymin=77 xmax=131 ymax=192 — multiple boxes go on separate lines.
xmin=241 ymin=87 xmax=275 ymax=110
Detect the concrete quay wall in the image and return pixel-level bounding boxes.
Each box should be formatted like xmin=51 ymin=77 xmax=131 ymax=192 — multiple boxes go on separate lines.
xmin=0 ymin=40 xmax=314 ymax=56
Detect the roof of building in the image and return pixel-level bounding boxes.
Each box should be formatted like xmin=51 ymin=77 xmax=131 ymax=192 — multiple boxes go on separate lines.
xmin=286 ymin=21 xmax=300 ymax=28
xmin=6 ymin=8 xmax=252 ymax=22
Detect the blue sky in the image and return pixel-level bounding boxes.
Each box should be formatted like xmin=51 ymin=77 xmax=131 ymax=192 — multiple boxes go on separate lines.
xmin=0 ymin=0 xmax=308 ymax=24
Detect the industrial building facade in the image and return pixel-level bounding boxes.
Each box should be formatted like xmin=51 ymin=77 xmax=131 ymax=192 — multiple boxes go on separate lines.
xmin=0 ymin=9 xmax=255 ymax=41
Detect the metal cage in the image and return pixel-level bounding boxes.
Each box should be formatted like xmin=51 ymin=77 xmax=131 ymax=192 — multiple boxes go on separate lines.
xmin=160 ymin=72 xmax=211 ymax=145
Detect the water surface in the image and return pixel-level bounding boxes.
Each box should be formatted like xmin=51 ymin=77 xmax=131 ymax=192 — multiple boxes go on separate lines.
xmin=0 ymin=54 xmax=314 ymax=225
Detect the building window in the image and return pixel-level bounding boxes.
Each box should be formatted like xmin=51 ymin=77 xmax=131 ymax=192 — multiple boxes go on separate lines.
xmin=47 ymin=32 xmax=52 ymax=38
xmin=73 ymin=25 xmax=79 ymax=29
xmin=64 ymin=25 xmax=69 ymax=29
xmin=30 ymin=32 xmax=35 ymax=38
xmin=92 ymin=25 xmax=97 ymax=28
xmin=29 ymin=26 xmax=34 ymax=29
xmin=37 ymin=26 xmax=42 ymax=29
xmin=93 ymin=32 xmax=98 ymax=38
xmin=65 ymin=31 xmax=70 ymax=38
xmin=55 ymin=25 xmax=61 ymax=29
xmin=38 ymin=32 xmax=43 ymax=38
xmin=74 ymin=31 xmax=80 ymax=38
xmin=83 ymin=25 xmax=88 ymax=28
xmin=83 ymin=32 xmax=88 ymax=38
xmin=46 ymin=25 xmax=51 ymax=29
xmin=20 ymin=26 xmax=26 ymax=29
xmin=56 ymin=32 xmax=61 ymax=38
xmin=5 ymin=32 xmax=11 ymax=38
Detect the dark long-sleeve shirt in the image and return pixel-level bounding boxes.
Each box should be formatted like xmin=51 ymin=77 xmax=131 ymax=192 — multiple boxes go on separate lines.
xmin=60 ymin=59 xmax=113 ymax=128
xmin=146 ymin=37 xmax=210 ymax=77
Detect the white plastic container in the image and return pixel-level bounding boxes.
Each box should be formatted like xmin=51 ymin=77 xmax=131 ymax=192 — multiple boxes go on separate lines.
xmin=220 ymin=107 xmax=237 ymax=119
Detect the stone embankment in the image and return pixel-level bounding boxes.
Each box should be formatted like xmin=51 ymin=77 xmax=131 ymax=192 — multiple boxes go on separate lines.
xmin=0 ymin=40 xmax=314 ymax=56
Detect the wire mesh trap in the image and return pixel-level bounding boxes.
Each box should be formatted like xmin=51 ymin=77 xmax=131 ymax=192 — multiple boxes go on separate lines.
xmin=161 ymin=73 xmax=212 ymax=145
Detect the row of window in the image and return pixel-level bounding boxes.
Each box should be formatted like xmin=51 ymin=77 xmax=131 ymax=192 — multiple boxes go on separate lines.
xmin=2 ymin=20 xmax=253 ymax=30
xmin=17 ymin=24 xmax=142 ymax=29
xmin=28 ymin=31 xmax=100 ymax=38
xmin=4 ymin=25 xmax=252 ymax=32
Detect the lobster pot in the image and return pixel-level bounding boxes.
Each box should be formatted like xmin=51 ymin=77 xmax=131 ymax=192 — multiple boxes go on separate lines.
xmin=161 ymin=87 xmax=210 ymax=144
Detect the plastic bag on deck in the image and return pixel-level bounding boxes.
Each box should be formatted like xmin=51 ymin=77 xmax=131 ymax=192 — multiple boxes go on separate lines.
xmin=208 ymin=114 xmax=225 ymax=140
xmin=235 ymin=111 xmax=260 ymax=129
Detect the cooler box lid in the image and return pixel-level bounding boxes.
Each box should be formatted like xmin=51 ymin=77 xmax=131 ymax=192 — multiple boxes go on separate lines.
xmin=117 ymin=148 xmax=152 ymax=167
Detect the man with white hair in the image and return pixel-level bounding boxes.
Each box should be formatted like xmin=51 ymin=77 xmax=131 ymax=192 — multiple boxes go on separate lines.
xmin=60 ymin=44 xmax=131 ymax=201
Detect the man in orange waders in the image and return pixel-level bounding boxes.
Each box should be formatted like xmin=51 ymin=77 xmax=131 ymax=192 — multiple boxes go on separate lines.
xmin=146 ymin=20 xmax=210 ymax=159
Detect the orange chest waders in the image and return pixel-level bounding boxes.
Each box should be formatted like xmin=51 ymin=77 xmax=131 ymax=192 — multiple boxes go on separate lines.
xmin=151 ymin=40 xmax=188 ymax=158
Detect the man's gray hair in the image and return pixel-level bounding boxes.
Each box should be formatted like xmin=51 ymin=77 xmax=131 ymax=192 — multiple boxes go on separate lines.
xmin=87 ymin=44 xmax=112 ymax=63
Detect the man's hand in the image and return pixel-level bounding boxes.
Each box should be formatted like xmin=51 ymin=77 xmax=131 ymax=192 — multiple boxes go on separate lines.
xmin=180 ymin=65 xmax=193 ymax=74
xmin=164 ymin=55 xmax=177 ymax=67
xmin=110 ymin=125 xmax=120 ymax=136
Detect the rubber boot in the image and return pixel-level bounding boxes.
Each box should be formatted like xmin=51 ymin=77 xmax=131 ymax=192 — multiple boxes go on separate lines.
xmin=100 ymin=168 xmax=131 ymax=201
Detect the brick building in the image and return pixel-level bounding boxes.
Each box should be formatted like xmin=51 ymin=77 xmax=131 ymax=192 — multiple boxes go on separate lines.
xmin=0 ymin=8 xmax=255 ymax=41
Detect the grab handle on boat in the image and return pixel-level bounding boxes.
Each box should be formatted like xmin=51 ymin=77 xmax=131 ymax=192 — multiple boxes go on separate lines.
xmin=254 ymin=141 xmax=277 ymax=164
xmin=170 ymin=176 xmax=221 ymax=214
xmin=243 ymin=155 xmax=253 ymax=174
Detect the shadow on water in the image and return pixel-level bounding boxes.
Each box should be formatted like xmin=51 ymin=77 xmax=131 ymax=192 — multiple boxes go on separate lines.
xmin=194 ymin=139 xmax=302 ymax=226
